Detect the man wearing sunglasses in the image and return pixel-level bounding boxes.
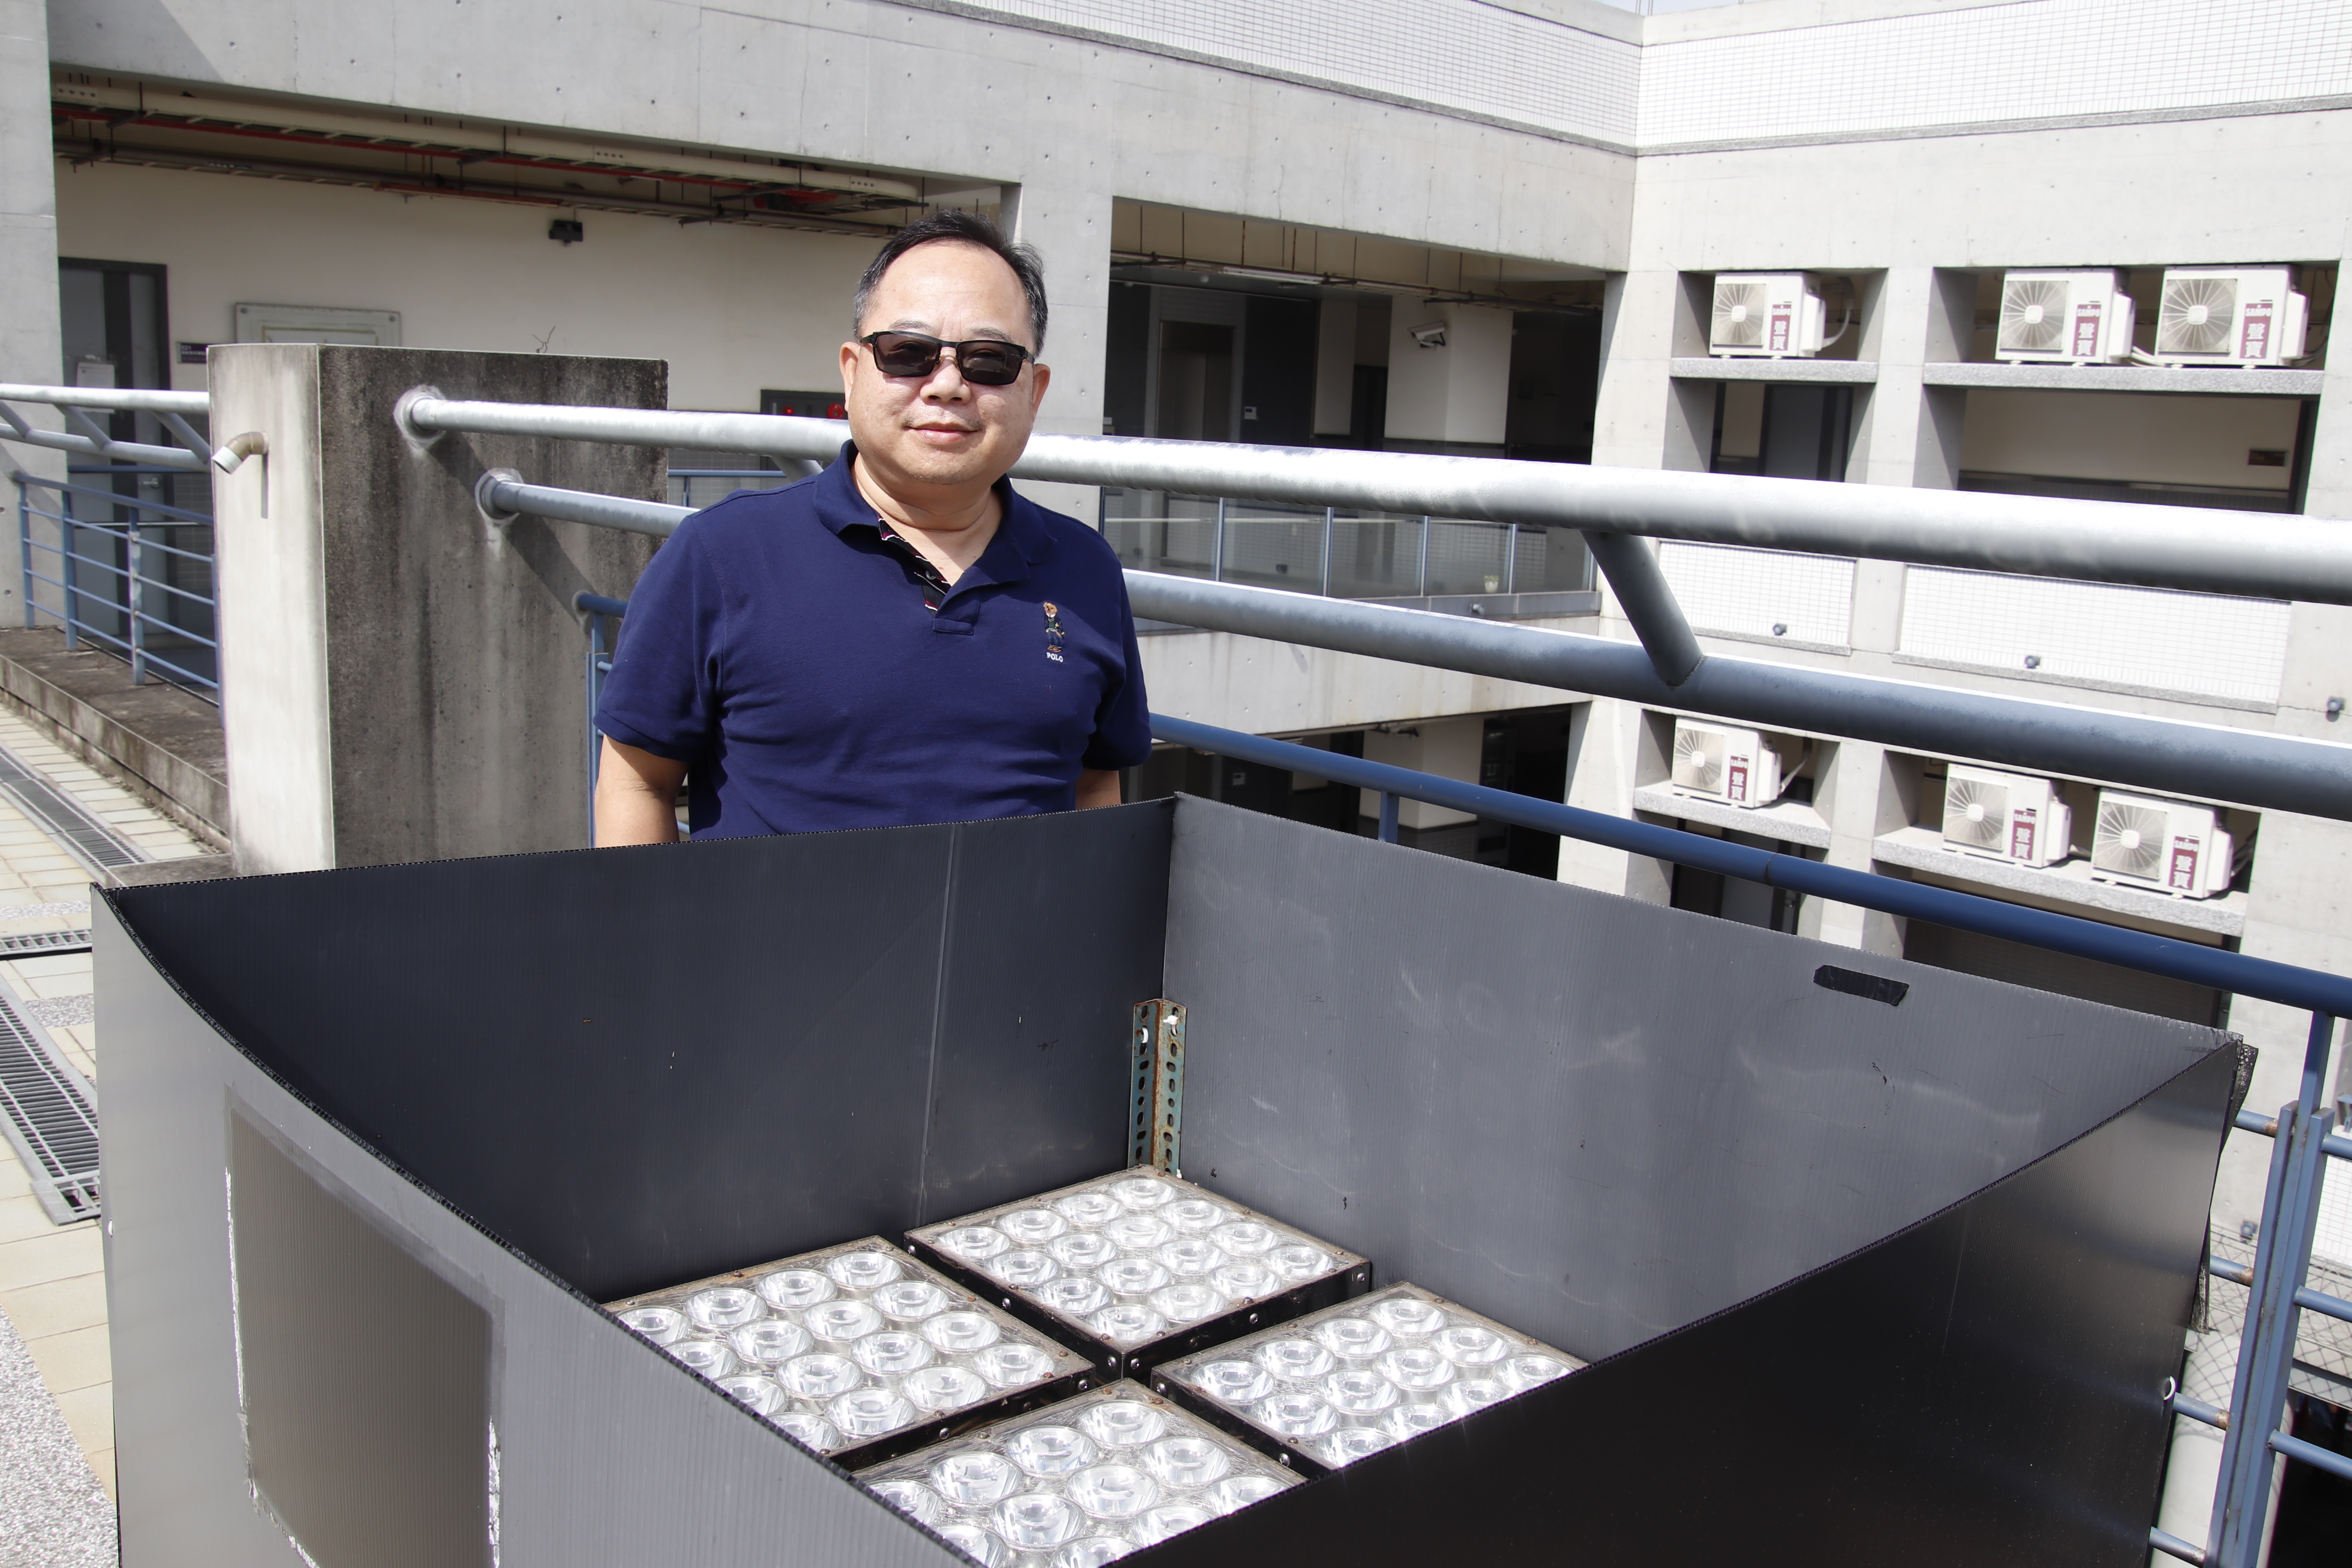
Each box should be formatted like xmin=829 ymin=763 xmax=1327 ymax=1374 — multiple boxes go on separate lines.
xmin=591 ymin=210 xmax=1151 ymax=844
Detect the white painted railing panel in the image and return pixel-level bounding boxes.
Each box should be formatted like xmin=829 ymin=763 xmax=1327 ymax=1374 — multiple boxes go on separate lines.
xmin=1659 ymin=540 xmax=1854 ymax=647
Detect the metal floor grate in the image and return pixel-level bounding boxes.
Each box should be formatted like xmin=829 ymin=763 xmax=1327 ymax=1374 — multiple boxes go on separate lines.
xmin=0 ymin=927 xmax=92 ymax=956
xmin=0 ymin=988 xmax=100 ymax=1223
xmin=0 ymin=743 xmax=147 ymax=873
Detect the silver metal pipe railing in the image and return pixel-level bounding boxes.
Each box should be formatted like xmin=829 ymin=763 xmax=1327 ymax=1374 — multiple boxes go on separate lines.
xmin=400 ymin=396 xmax=2352 ymax=606
xmin=0 ymin=384 xmax=215 ymax=473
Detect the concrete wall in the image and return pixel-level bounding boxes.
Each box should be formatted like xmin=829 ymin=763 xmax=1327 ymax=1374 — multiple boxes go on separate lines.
xmin=208 ymin=343 xmax=659 ymax=872
xmin=2 ymin=0 xmax=65 ymax=618
xmin=1384 ymin=301 xmax=1514 ymax=446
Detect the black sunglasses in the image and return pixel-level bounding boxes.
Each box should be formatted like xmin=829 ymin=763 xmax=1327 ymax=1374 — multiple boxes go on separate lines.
xmin=859 ymin=331 xmax=1034 ymax=387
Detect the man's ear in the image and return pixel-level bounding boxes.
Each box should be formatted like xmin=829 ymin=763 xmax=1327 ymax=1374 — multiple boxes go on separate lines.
xmin=839 ymin=340 xmax=861 ymax=399
xmin=1030 ymin=361 xmax=1051 ymax=412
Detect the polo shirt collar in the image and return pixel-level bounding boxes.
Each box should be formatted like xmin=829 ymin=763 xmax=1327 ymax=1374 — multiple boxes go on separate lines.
xmin=813 ymin=442 xmax=1053 ymax=575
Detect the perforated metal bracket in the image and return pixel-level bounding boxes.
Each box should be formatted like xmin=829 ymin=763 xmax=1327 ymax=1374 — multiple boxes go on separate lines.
xmin=1129 ymin=999 xmax=1185 ymax=1175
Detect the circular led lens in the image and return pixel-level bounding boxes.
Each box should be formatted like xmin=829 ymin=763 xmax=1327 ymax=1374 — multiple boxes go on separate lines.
xmin=938 ymin=1523 xmax=1008 ymax=1567
xmin=1266 ymin=1245 xmax=1334 ymax=1282
xmin=777 ymin=1352 xmax=861 ymax=1399
xmin=1443 ymin=1377 xmax=1513 ymax=1417
xmin=1101 ymin=1214 xmax=1172 ymax=1253
xmin=1042 ymin=1277 xmax=1112 ymax=1317
xmin=1078 ymin=1399 xmax=1168 ymax=1449
xmin=1155 ymin=1239 xmax=1225 ymax=1278
xmin=1377 ymin=1346 xmax=1454 ymax=1391
xmin=903 ymin=1364 xmax=990 ymax=1412
xmin=930 ymin=1448 xmax=1022 ymax=1505
xmin=1163 ymin=1199 xmax=1229 ymax=1233
xmin=1142 ymin=1435 xmax=1231 ymax=1489
xmin=872 ymin=1281 xmax=949 ymax=1322
xmin=1054 ymin=1191 xmax=1125 ymax=1228
xmin=1255 ymin=1338 xmax=1333 ymax=1381
xmin=1383 ymin=1400 xmax=1455 ymax=1440
xmin=1107 ymin=1176 xmax=1175 ymax=1211
xmin=1505 ymin=1354 xmax=1572 ymax=1389
xmin=774 ymin=1410 xmax=841 ymax=1451
xmin=997 ymin=1208 xmax=1070 ymax=1246
xmin=1318 ymin=1426 xmax=1398 ymax=1466
xmin=1089 ymin=1304 xmax=1168 ymax=1345
xmin=1049 ymin=1233 xmax=1121 ymax=1271
xmin=936 ymin=1226 xmax=1011 ymax=1263
xmin=1097 ymin=1258 xmax=1171 ymax=1297
xmin=667 ymin=1338 xmax=736 ymax=1378
xmin=1254 ymin=1391 xmax=1338 ymax=1439
xmin=1067 ymin=1462 xmax=1158 ymax=1520
xmin=804 ymin=1300 xmax=884 ymax=1344
xmin=1149 ymin=1283 xmax=1228 ymax=1325
xmin=854 ymin=1331 xmax=935 ymax=1377
xmin=987 ymin=1250 xmax=1060 ymax=1289
xmin=829 ymin=1387 xmax=913 ymax=1436
xmin=1208 ymin=1262 xmax=1278 ymax=1302
xmin=1208 ymin=1221 xmax=1276 ymax=1257
xmin=757 ymin=1269 xmax=835 ymax=1312
xmin=919 ymin=1310 xmax=1002 ymax=1354
xmin=1134 ymin=1503 xmax=1214 ymax=1546
xmin=618 ymin=1305 xmax=685 ymax=1345
xmin=826 ymin=1250 xmax=904 ymax=1291
xmin=1433 ymin=1325 xmax=1507 ymax=1366
xmin=993 ymin=1492 xmax=1084 ymax=1550
xmin=1204 ymin=1474 xmax=1286 ymax=1514
xmin=731 ymin=1318 xmax=811 ymax=1364
xmin=972 ymin=1341 xmax=1056 ymax=1389
xmin=1052 ymin=1538 xmax=1133 ymax=1568
xmin=1193 ymin=1359 xmax=1274 ymax=1404
xmin=685 ymin=1286 xmax=764 ymax=1332
xmin=1324 ymin=1367 xmax=1399 ymax=1413
xmin=1367 ymin=1297 xmax=1447 ymax=1339
xmin=1312 ymin=1318 xmax=1390 ymax=1361
xmin=868 ymin=1478 xmax=945 ymax=1526
xmin=716 ymin=1374 xmax=786 ymax=1416
xmin=1004 ymin=1424 xmax=1099 ymax=1477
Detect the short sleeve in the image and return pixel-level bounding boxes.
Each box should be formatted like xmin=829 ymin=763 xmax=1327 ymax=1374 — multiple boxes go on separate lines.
xmin=1080 ymin=567 xmax=1154 ymax=772
xmin=594 ymin=523 xmax=718 ymax=764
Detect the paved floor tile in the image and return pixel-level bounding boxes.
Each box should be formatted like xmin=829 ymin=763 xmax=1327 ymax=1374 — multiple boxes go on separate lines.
xmin=24 ymin=1324 xmax=111 ymax=1396
xmin=0 ymin=1271 xmax=107 ymax=1340
xmin=53 ymin=1383 xmax=113 ymax=1455
xmin=0 ymin=1226 xmax=105 ymax=1292
xmin=0 ymin=1194 xmax=58 ymax=1244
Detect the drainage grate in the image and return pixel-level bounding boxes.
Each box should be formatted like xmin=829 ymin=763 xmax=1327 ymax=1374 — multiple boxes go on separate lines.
xmin=0 ymin=928 xmax=93 ymax=956
xmin=0 ymin=743 xmax=148 ymax=874
xmin=0 ymin=987 xmax=100 ymax=1223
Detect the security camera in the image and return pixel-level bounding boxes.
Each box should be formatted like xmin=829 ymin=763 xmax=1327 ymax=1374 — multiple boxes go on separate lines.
xmin=1410 ymin=322 xmax=1448 ymax=349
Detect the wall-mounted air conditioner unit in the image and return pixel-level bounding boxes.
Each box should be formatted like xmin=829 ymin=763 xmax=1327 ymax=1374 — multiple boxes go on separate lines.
xmin=1940 ymin=765 xmax=2072 ymax=868
xmin=1709 ymin=273 xmax=1827 ymax=358
xmin=2152 ymin=267 xmax=2308 ymax=367
xmin=1994 ymin=270 xmax=2136 ymax=364
xmin=2090 ymin=790 xmax=2234 ymax=898
xmin=1670 ymin=719 xmax=1803 ymax=808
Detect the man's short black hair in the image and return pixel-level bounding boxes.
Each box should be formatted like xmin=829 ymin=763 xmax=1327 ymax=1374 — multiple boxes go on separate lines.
xmin=853 ymin=210 xmax=1048 ymax=352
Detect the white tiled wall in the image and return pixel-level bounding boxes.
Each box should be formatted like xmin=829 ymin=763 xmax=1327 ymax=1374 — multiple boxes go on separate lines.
xmin=1899 ymin=567 xmax=2293 ymax=705
xmin=1660 ymin=540 xmax=1855 ymax=645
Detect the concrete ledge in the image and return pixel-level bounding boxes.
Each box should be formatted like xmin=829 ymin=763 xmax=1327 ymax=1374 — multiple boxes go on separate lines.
xmin=1921 ymin=362 xmax=2324 ymax=397
xmin=1871 ymin=825 xmax=2245 ymax=937
xmin=1631 ymin=783 xmax=1832 ymax=848
xmin=1669 ymin=357 xmax=1879 ymax=384
xmin=0 ymin=629 xmax=228 ymax=847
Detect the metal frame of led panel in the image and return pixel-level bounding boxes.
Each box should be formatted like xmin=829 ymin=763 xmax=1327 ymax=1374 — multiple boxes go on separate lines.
xmin=855 ymin=1380 xmax=1302 ymax=1565
xmin=1148 ymin=1283 xmax=1585 ymax=1478
xmin=607 ymin=1236 xmax=1092 ymax=1469
xmin=909 ymin=1167 xmax=1371 ymax=1382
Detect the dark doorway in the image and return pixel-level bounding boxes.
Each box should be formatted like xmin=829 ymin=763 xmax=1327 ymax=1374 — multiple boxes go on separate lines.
xmin=1505 ymin=310 xmax=1601 ymax=463
xmin=1155 ymin=321 xmax=1236 ymax=440
xmin=1240 ymin=296 xmax=1318 ymax=446
xmin=1710 ymin=382 xmax=1854 ymax=482
xmin=1349 ymin=365 xmax=1389 ymax=449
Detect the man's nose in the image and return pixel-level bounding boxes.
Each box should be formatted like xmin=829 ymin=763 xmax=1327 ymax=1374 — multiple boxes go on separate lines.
xmin=920 ymin=354 xmax=972 ymax=400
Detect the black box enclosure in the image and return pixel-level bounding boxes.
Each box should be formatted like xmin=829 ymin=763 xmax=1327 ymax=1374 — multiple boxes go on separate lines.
xmin=98 ymin=797 xmax=2241 ymax=1568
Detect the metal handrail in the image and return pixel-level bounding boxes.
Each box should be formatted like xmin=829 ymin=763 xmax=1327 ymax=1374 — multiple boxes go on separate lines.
xmin=0 ymin=385 xmax=212 ymax=472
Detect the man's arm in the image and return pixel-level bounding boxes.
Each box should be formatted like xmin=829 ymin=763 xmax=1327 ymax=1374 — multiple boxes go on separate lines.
xmin=596 ymin=737 xmax=690 ymax=845
xmin=1075 ymin=768 xmax=1122 ymax=810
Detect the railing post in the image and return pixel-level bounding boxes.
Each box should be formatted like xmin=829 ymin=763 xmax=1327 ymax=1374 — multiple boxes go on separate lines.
xmin=16 ymin=477 xmax=30 ymax=631
xmin=1378 ymin=792 xmax=1400 ymax=844
xmin=127 ymin=512 xmax=146 ymax=684
xmin=60 ymin=491 xmax=79 ymax=652
xmin=1504 ymin=521 xmax=1518 ymax=594
xmin=584 ymin=613 xmax=607 ymax=845
xmin=1212 ymin=496 xmax=1226 ymax=583
xmin=1417 ymin=516 xmax=1430 ymax=596
xmin=1319 ymin=507 xmax=1334 ymax=597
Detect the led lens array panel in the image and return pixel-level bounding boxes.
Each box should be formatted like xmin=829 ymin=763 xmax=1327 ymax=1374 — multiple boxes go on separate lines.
xmin=606 ymin=1236 xmax=1088 ymax=1468
xmin=857 ymin=1380 xmax=1300 ymax=1566
xmin=1148 ymin=1282 xmax=1585 ymax=1476
xmin=908 ymin=1166 xmax=1371 ymax=1380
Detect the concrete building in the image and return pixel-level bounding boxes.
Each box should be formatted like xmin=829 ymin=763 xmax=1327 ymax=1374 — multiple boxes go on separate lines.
xmin=5 ymin=0 xmax=2351 ymax=1545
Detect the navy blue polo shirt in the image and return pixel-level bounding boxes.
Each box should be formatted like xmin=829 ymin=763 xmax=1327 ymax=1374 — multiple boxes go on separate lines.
xmin=596 ymin=445 xmax=1151 ymax=837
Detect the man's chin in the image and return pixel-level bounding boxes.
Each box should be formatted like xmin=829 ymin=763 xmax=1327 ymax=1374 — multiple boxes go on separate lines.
xmin=881 ymin=437 xmax=997 ymax=488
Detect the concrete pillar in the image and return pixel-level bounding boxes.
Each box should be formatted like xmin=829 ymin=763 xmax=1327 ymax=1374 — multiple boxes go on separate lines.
xmin=1314 ymin=297 xmax=1357 ymax=437
xmin=1 ymin=0 xmax=67 ymax=620
xmin=1005 ymin=181 xmax=1110 ymax=525
xmin=207 ymin=344 xmax=661 ymax=872
xmin=1556 ymin=697 xmax=1670 ymax=904
xmin=1360 ymin=717 xmax=1482 ymax=828
xmin=1384 ymin=302 xmax=1512 ymax=447
xmin=1590 ymin=270 xmax=1711 ymax=473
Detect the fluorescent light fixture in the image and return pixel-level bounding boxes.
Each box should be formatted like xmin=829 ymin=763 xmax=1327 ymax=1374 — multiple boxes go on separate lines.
xmin=858 ymin=1380 xmax=1301 ymax=1563
xmin=606 ymin=1236 xmax=1088 ymax=1468
xmin=1149 ymin=1283 xmax=1585 ymax=1476
xmin=910 ymin=1167 xmax=1370 ymax=1381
